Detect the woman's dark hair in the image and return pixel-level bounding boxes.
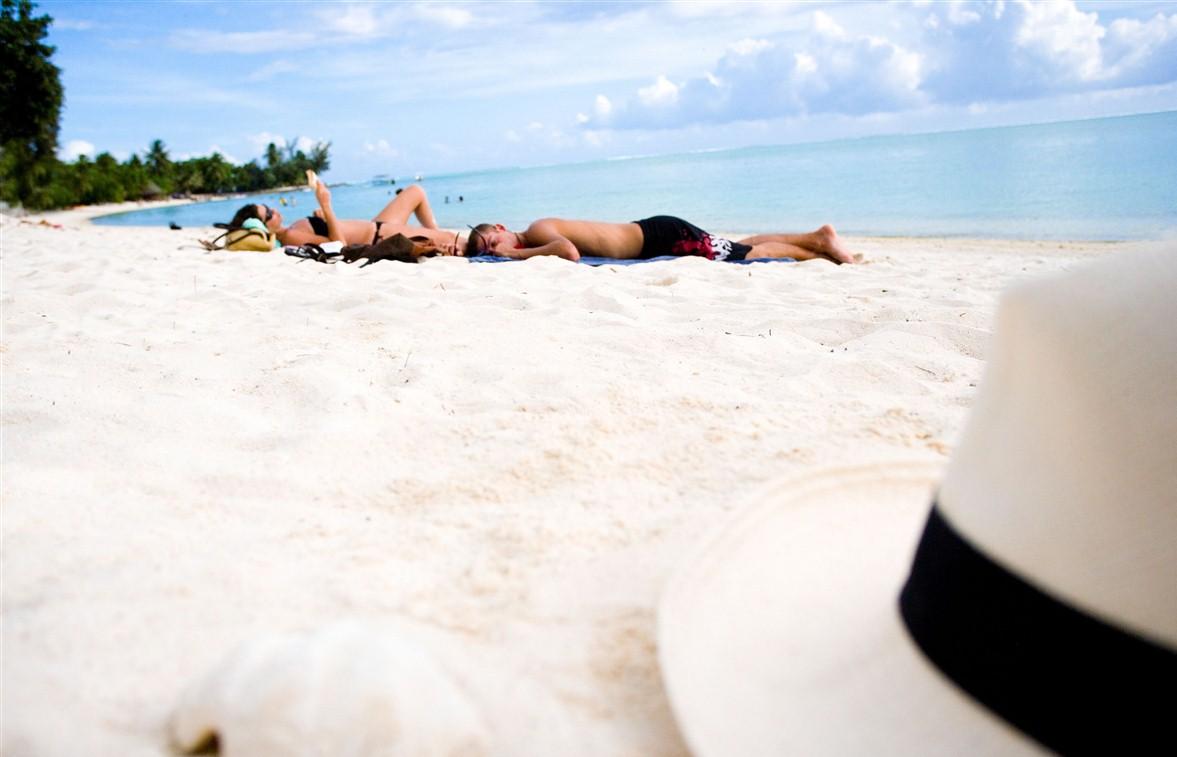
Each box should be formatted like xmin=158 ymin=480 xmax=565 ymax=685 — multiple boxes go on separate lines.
xmin=228 ymin=203 xmax=260 ymax=229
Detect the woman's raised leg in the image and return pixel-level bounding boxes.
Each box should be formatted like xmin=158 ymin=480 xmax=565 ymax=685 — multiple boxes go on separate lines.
xmin=372 ymin=184 xmax=439 ymax=229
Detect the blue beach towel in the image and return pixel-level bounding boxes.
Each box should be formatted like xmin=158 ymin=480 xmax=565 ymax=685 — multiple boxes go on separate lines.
xmin=466 ymin=255 xmax=795 ymax=266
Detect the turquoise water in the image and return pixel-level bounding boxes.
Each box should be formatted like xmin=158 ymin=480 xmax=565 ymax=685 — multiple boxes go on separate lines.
xmin=95 ymin=111 xmax=1177 ymax=240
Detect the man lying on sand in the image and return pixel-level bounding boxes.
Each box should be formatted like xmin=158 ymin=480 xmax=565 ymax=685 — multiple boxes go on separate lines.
xmin=464 ymin=215 xmax=856 ymax=264
xmin=228 ymin=179 xmax=461 ymax=253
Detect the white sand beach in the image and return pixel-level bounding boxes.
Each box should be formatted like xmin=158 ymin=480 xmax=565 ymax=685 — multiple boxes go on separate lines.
xmin=0 ymin=207 xmax=1146 ymax=755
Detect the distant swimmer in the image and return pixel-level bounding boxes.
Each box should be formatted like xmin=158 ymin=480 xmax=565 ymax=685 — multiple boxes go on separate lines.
xmin=464 ymin=216 xmax=856 ymax=264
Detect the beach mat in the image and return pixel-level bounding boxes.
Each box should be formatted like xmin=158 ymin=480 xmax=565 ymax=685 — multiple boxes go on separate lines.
xmin=466 ymin=255 xmax=795 ymax=266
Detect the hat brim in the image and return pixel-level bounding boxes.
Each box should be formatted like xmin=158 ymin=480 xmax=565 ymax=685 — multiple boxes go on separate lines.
xmin=657 ymin=463 xmax=1046 ymax=756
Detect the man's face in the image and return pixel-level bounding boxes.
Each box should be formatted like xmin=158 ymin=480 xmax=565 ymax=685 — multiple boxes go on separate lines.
xmin=473 ymin=224 xmax=513 ymax=255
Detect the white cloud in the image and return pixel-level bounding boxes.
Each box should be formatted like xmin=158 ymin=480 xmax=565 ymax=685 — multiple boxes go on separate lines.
xmin=1015 ymin=0 xmax=1105 ymax=81
xmin=594 ymin=95 xmax=613 ymax=117
xmin=52 ymin=18 xmax=96 ymax=31
xmin=247 ymin=59 xmax=298 ymax=82
xmin=665 ymin=0 xmax=804 ymax=20
xmin=1102 ymin=11 xmax=1177 ymax=85
xmin=919 ymin=0 xmax=1175 ymax=101
xmin=364 ymin=139 xmax=400 ymax=157
xmin=573 ymin=0 xmax=1177 ymax=134
xmin=527 ymin=121 xmax=545 ymax=130
xmin=793 ymin=52 xmax=817 ymax=75
xmin=596 ymin=13 xmax=924 ymax=128
xmin=638 ymin=75 xmax=679 ymax=106
xmin=946 ymin=1 xmax=982 ymax=27
xmin=413 ymin=3 xmax=474 ymax=28
xmin=668 ymin=0 xmax=750 ymax=19
xmin=324 ymin=4 xmax=381 ymax=37
xmin=170 ymin=29 xmax=315 ymax=54
xmin=812 ymin=10 xmax=845 ymax=38
xmin=504 ymin=129 xmax=522 ymax=143
xmin=60 ymin=139 xmax=95 ymax=161
xmin=576 ymin=113 xmax=590 ymax=124
xmin=730 ymin=38 xmax=772 ymax=56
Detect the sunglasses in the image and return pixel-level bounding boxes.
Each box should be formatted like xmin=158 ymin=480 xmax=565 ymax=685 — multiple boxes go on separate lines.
xmin=260 ymin=206 xmax=274 ymax=223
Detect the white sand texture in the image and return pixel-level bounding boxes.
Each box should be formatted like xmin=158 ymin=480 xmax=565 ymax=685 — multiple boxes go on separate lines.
xmin=0 ymin=210 xmax=1136 ymax=756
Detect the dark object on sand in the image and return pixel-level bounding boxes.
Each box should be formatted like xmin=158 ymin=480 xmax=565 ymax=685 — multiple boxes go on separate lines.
xmin=169 ymin=221 xmax=182 ymax=230
xmin=341 ymin=234 xmax=421 ymax=267
xmin=284 ymin=243 xmax=342 ymax=263
xmin=342 ymin=234 xmax=455 ymax=267
xmin=285 ymin=234 xmax=449 ymax=267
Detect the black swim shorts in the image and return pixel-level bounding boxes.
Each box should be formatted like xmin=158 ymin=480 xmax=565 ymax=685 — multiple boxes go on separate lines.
xmin=633 ymin=215 xmax=752 ymax=261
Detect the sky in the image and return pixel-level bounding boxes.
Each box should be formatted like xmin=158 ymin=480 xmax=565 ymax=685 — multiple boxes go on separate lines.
xmin=41 ymin=0 xmax=1177 ymax=182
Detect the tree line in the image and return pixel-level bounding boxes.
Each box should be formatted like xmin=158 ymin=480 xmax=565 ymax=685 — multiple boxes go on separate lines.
xmin=0 ymin=0 xmax=330 ymax=210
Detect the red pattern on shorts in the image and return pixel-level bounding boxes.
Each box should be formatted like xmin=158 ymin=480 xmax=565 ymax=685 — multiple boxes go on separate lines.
xmin=672 ymin=236 xmax=715 ymax=260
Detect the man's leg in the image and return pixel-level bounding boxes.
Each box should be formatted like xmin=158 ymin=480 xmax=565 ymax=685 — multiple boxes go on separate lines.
xmin=739 ymin=225 xmax=855 ymax=264
xmin=372 ymin=184 xmax=439 ymax=229
xmin=744 ymin=241 xmax=830 ymax=261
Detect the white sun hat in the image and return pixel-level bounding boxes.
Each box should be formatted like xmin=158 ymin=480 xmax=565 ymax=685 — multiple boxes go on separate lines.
xmin=658 ymin=248 xmax=1177 ymax=756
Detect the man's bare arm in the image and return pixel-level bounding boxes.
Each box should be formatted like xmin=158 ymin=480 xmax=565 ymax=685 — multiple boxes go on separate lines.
xmin=510 ymin=219 xmax=580 ymax=261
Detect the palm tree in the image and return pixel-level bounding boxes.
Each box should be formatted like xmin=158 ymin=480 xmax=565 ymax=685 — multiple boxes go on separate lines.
xmin=309 ymin=141 xmax=331 ymax=173
xmin=146 ymin=139 xmax=171 ymax=176
xmin=264 ymin=141 xmax=282 ymax=170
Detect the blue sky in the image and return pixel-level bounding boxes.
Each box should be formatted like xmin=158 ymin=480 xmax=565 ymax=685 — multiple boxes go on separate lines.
xmin=42 ymin=0 xmax=1177 ymax=182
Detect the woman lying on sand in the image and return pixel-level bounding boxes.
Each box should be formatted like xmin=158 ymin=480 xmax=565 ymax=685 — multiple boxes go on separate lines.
xmin=227 ymin=179 xmax=462 ymax=253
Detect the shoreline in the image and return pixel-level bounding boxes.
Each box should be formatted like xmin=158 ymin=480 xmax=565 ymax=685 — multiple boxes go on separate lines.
xmin=7 ymin=201 xmax=1161 ymax=251
xmin=3 ymin=186 xmax=312 ymax=227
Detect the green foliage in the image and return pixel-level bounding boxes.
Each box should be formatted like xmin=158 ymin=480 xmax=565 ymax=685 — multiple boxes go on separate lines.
xmin=0 ymin=0 xmax=63 ymax=207
xmin=0 ymin=0 xmax=61 ymax=156
xmin=0 ymin=1 xmax=333 ymax=210
xmin=137 ymin=137 xmax=331 ymax=197
xmin=15 ymin=138 xmax=334 ymax=209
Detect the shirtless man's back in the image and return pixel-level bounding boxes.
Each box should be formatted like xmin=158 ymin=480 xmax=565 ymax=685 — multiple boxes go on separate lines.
xmin=522 ymin=219 xmax=645 ymax=260
xmin=467 ymin=215 xmax=855 ymax=264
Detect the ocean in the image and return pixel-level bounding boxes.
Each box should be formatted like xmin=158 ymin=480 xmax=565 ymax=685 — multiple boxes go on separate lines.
xmin=94 ymin=111 xmax=1177 ymax=241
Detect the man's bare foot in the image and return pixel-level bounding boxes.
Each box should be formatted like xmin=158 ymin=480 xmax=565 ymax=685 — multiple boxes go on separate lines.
xmin=815 ymin=224 xmax=856 ymax=264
